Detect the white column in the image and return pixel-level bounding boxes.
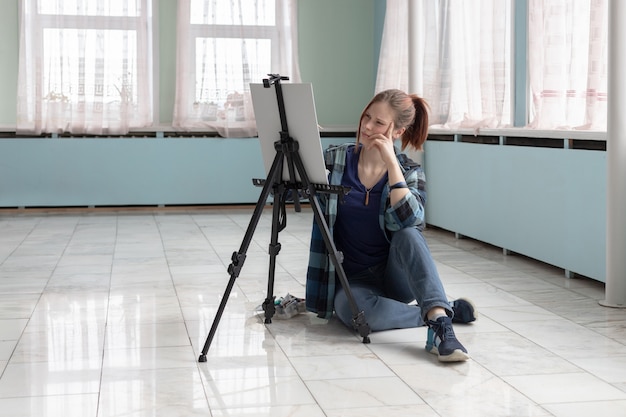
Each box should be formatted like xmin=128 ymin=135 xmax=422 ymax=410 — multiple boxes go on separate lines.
xmin=407 ymin=0 xmax=422 ymax=94
xmin=601 ymin=0 xmax=626 ymax=308
xmin=406 ymin=1 xmax=425 ymax=166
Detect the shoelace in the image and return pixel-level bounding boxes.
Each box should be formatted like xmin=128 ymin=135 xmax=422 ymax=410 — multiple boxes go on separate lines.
xmin=434 ymin=321 xmax=456 ymax=342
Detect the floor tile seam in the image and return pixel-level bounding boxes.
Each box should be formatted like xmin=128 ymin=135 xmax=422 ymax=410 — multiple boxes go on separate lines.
xmin=433 ymin=252 xmax=569 ymax=293
xmin=300 ymin=374 xmax=432 ymax=411
xmin=196 ymin=360 xmax=274 ymax=415
xmin=439 ymin=258 xmax=610 ymax=326
xmin=259 ymin=322 xmax=334 ymax=412
xmin=430 ymin=258 xmax=549 ymax=288
xmin=153 ymin=211 xmax=214 ymax=392
xmin=488 ymin=374 xmax=554 ymax=415
xmin=103 ymin=340 xmax=195 ymax=352
xmin=388 ymin=352 xmax=540 ymax=411
xmin=458 ymin=332 xmax=586 ymax=375
xmin=97 ymin=213 xmax=121 ymax=414
xmin=308 ymin=373 xmax=432 ymax=396
xmin=511 ymin=278 xmax=606 ymax=300
xmin=477 ymin=309 xmax=563 ymax=325
xmin=0 ymin=392 xmax=101 ymax=403
xmin=510 ymin=300 xmax=614 ymax=326
xmin=0 ymin=217 xmax=42 ymax=267
xmin=487 ymin=318 xmax=625 ymax=377
xmin=490 ymin=293 xmax=586 ymax=318
xmin=0 ymin=340 xmax=17 ymax=380
xmin=495 ymin=297 xmax=626 ymax=343
xmin=102 ymin=362 xmax=201 ymax=374
xmin=37 ymin=216 xmax=88 ymax=290
xmin=289 ymin=348 xmax=415 ymax=383
xmin=189 ymin=211 xmax=231 ymax=274
xmin=391 ymin=363 xmax=530 ymax=415
xmin=426 ymin=231 xmax=587 ymax=281
xmin=502 ymin=371 xmax=626 ymax=402
xmin=187 ymin=210 xmax=286 ymax=323
xmin=362 ymin=343 xmax=440 ymax=411
xmin=7 ymin=217 xmax=86 ymax=380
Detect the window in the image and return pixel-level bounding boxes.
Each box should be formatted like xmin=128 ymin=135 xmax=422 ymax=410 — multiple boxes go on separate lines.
xmin=527 ymin=0 xmax=607 ymax=130
xmin=173 ymin=0 xmax=301 ymax=137
xmin=377 ymin=0 xmax=608 ymax=132
xmin=17 ymin=0 xmax=154 ymax=135
xmin=377 ymin=0 xmax=512 ymax=129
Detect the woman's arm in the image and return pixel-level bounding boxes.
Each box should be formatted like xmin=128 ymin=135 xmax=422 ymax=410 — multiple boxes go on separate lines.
xmin=384 ymin=161 xmax=427 ymax=231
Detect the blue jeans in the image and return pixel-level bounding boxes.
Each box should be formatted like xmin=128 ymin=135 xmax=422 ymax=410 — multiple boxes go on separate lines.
xmin=334 ymin=227 xmax=452 ymax=332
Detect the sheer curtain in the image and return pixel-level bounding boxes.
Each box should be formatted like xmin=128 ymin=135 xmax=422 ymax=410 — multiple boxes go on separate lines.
xmin=528 ymin=0 xmax=608 ymax=130
xmin=173 ymin=0 xmax=301 ymax=137
xmin=377 ymin=0 xmax=512 ymax=129
xmin=16 ymin=0 xmax=153 ymax=135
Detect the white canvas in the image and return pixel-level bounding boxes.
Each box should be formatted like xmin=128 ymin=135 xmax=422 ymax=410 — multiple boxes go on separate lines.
xmin=250 ymin=82 xmax=328 ymax=185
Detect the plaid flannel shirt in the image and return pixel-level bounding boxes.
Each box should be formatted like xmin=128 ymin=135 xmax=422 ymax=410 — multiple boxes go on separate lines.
xmin=305 ymin=143 xmax=427 ymax=318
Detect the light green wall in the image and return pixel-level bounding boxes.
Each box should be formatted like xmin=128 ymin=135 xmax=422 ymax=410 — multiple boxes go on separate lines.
xmin=0 ymin=0 xmax=383 ymax=128
xmin=298 ymin=0 xmax=380 ymax=128
xmin=0 ymin=1 xmax=18 ymax=127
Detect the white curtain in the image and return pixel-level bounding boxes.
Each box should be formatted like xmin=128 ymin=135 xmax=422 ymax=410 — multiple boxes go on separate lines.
xmin=173 ymin=0 xmax=301 ymax=137
xmin=16 ymin=0 xmax=153 ymax=135
xmin=528 ymin=0 xmax=608 ymax=130
xmin=377 ymin=0 xmax=512 ymax=129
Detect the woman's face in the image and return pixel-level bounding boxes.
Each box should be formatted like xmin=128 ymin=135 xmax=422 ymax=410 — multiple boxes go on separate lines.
xmin=359 ymin=101 xmax=398 ymax=144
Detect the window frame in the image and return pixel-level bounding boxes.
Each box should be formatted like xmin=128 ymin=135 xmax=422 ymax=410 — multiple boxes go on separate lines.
xmin=188 ymin=22 xmax=279 ymax=106
xmin=18 ymin=0 xmax=155 ymax=134
xmin=173 ymin=0 xmax=293 ymax=135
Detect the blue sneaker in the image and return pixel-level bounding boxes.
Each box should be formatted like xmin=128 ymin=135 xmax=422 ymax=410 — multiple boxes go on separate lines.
xmin=426 ymin=316 xmax=469 ymax=362
xmin=452 ymin=298 xmax=476 ymax=324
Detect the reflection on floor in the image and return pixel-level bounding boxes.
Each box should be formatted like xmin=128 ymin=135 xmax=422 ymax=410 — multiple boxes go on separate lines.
xmin=0 ymin=206 xmax=625 ymax=417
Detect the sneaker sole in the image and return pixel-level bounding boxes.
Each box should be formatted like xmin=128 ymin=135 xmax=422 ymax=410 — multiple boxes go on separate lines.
xmin=438 ymin=349 xmax=470 ymax=362
xmin=428 ymin=346 xmax=470 ymax=362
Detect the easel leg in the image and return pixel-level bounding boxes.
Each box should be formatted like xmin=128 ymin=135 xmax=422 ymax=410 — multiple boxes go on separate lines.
xmin=261 ymin=183 xmax=287 ymax=323
xmin=308 ymin=189 xmax=371 ymax=343
xmin=198 ymin=151 xmax=283 ymax=362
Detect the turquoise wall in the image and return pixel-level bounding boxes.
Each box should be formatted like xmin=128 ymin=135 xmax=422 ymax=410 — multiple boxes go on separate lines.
xmin=0 ymin=137 xmax=353 ymax=207
xmin=424 ymin=140 xmax=606 ymax=282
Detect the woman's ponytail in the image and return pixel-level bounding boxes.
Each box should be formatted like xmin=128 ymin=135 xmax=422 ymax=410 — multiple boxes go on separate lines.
xmin=400 ymin=95 xmax=429 ymax=151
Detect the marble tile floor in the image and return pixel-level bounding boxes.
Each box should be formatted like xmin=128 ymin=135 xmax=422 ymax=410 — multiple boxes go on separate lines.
xmin=0 ymin=206 xmax=625 ymax=417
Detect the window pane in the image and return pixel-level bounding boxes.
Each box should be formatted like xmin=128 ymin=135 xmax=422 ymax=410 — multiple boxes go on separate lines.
xmin=190 ymin=0 xmax=275 ymax=25
xmin=195 ymin=37 xmax=271 ymax=105
xmin=42 ymin=28 xmax=138 ymax=104
xmin=38 ymin=0 xmax=141 ymax=17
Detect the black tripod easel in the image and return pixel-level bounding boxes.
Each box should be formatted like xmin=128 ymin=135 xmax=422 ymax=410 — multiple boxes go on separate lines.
xmin=198 ymin=75 xmax=371 ymax=362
